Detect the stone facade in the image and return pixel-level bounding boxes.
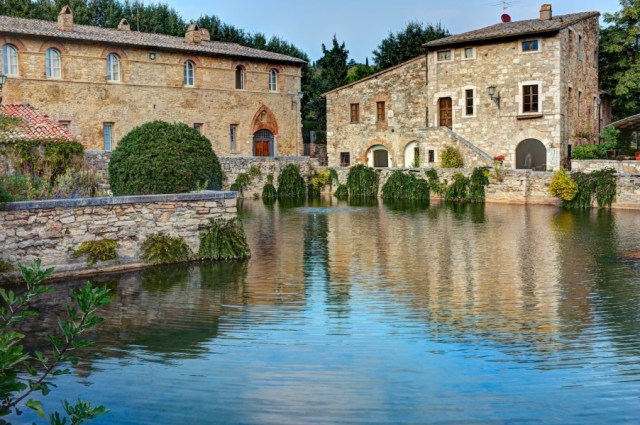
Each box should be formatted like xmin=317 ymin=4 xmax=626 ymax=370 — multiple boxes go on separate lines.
xmin=0 ymin=10 xmax=303 ymax=156
xmin=326 ymin=5 xmax=600 ymax=172
xmin=0 ymin=191 xmax=236 ymax=281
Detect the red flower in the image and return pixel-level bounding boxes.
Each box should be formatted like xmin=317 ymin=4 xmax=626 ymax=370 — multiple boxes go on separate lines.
xmin=494 ymin=155 xmax=505 ymax=162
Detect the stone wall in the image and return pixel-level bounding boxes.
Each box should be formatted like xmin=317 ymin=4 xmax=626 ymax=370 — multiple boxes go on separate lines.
xmin=0 ymin=191 xmax=236 ymax=281
xmin=83 ymin=150 xmax=111 ymax=182
xmin=572 ymin=160 xmax=640 ymax=174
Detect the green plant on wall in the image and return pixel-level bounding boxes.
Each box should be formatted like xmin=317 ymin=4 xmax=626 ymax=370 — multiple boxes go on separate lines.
xmin=560 ymin=168 xmax=617 ymax=209
xmin=425 ymin=169 xmax=443 ymax=195
xmin=262 ymin=174 xmax=277 ymax=200
xmin=248 ymin=165 xmax=262 ymax=178
xmin=381 ymin=171 xmax=430 ymax=201
xmin=0 ymin=258 xmax=13 ymax=273
xmin=73 ymin=240 xmax=118 ymax=266
xmin=346 ymin=164 xmax=379 ymax=198
xmin=198 ymin=218 xmax=251 ymax=261
xmin=141 ymin=234 xmax=192 ymax=265
xmin=230 ymin=172 xmax=251 ymax=195
xmin=469 ymin=167 xmax=490 ymax=203
xmin=334 ymin=184 xmax=349 ymax=200
xmin=277 ymin=164 xmax=306 ymax=199
xmin=444 ymin=173 xmax=470 ymax=202
xmin=440 ymin=146 xmax=464 ymax=168
xmin=308 ymin=169 xmax=334 ymax=197
xmin=549 ymin=168 xmax=579 ymax=201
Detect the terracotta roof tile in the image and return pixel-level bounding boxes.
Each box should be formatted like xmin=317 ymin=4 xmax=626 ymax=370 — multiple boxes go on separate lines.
xmin=0 ymin=15 xmax=305 ymax=65
xmin=0 ymin=103 xmax=75 ymax=143
xmin=425 ymin=11 xmax=599 ymax=48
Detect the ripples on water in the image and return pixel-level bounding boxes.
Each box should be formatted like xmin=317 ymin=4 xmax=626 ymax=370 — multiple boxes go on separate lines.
xmin=17 ymin=199 xmax=640 ymax=424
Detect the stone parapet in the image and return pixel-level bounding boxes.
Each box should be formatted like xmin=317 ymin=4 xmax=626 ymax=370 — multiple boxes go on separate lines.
xmin=572 ymin=160 xmax=640 ymax=174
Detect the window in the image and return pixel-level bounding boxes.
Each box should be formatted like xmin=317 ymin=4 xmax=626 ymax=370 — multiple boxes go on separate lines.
xmin=578 ymin=90 xmax=582 ymax=117
xmin=340 ymin=152 xmax=350 ymax=167
xmin=58 ymin=120 xmax=70 ymax=130
xmin=106 ymin=53 xmax=120 ymax=82
xmin=437 ymin=50 xmax=452 ymax=61
xmin=2 ymin=44 xmax=18 ymax=76
xmin=235 ymin=65 xmax=245 ymax=89
xmin=522 ymin=84 xmax=539 ymax=113
xmin=230 ymin=124 xmax=237 ymax=151
xmin=465 ymin=89 xmax=474 ymax=116
xmin=522 ymin=40 xmax=539 ymax=52
xmin=45 ymin=48 xmax=61 ymax=79
xmin=103 ymin=123 xmax=114 ymax=151
xmin=578 ymin=35 xmax=584 ymax=62
xmin=184 ymin=60 xmax=195 ymax=86
xmin=428 ymin=150 xmax=435 ymax=163
xmin=269 ymin=69 xmax=278 ymax=91
xmin=193 ymin=123 xmax=202 ymax=133
xmin=376 ymin=101 xmax=386 ymax=122
xmin=464 ymin=47 xmax=474 ymax=59
xmin=350 ymin=103 xmax=359 ymax=123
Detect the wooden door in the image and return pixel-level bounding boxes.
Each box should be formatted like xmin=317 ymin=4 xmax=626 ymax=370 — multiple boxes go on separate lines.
xmin=373 ymin=150 xmax=389 ymax=168
xmin=439 ymin=97 xmax=452 ymax=128
xmin=254 ymin=140 xmax=270 ymax=157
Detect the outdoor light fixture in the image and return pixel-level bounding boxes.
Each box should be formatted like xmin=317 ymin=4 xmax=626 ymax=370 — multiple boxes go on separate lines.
xmin=488 ymin=85 xmax=500 ymax=108
xmin=0 ymin=75 xmax=7 ymax=89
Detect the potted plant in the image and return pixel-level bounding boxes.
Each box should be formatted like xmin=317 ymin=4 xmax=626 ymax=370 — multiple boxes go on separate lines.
xmin=493 ymin=154 xmax=505 ymax=182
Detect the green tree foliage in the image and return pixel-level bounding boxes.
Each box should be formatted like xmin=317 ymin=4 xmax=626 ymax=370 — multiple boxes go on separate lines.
xmin=108 ymin=121 xmax=222 ymax=195
xmin=373 ymin=21 xmax=450 ymax=70
xmin=347 ymin=62 xmax=376 ymax=84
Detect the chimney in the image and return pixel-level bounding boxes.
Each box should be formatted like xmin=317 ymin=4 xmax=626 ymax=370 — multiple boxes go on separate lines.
xmin=200 ymin=28 xmax=210 ymax=42
xmin=57 ymin=5 xmax=73 ymax=31
xmin=185 ymin=24 xmax=202 ymax=44
xmin=118 ymin=18 xmax=130 ymax=31
xmin=540 ymin=4 xmax=552 ymax=21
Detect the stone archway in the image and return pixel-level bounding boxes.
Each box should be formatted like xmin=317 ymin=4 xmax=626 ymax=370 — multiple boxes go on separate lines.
xmin=404 ymin=141 xmax=420 ymax=168
xmin=367 ymin=145 xmax=391 ymax=168
xmin=516 ymin=139 xmax=547 ymax=171
xmin=251 ymin=106 xmax=279 ymax=136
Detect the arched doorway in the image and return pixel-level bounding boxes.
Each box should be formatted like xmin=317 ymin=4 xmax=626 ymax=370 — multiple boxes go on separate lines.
xmin=367 ymin=145 xmax=391 ymax=168
xmin=253 ymin=130 xmax=274 ymax=157
xmin=516 ymin=139 xmax=547 ymax=171
xmin=404 ymin=141 xmax=420 ymax=168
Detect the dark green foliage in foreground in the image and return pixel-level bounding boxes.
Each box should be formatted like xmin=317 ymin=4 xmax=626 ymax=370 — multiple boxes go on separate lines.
xmin=334 ymin=184 xmax=349 ymax=200
xmin=277 ymin=164 xmax=306 ymax=199
xmin=444 ymin=173 xmax=470 ymax=203
xmin=198 ymin=218 xmax=251 ymax=261
xmin=73 ymin=239 xmax=118 ymax=266
xmin=262 ymin=174 xmax=277 ymax=200
xmin=347 ymin=164 xmax=379 ymax=198
xmin=381 ymin=171 xmax=429 ymax=201
xmin=425 ymin=169 xmax=443 ymax=195
xmin=0 ymin=258 xmax=13 ymax=273
xmin=0 ymin=259 xmax=110 ymax=422
xmin=141 ymin=234 xmax=192 ymax=265
xmin=469 ymin=167 xmax=490 ymax=203
xmin=108 ymin=121 xmax=222 ymax=196
xmin=562 ymin=168 xmax=617 ymax=209
xmin=230 ymin=172 xmax=251 ymax=195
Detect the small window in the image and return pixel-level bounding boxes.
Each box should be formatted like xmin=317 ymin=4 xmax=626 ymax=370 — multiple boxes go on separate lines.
xmin=428 ymin=150 xmax=435 ymax=163
xmin=578 ymin=35 xmax=584 ymax=62
xmin=235 ymin=65 xmax=245 ymax=90
xmin=45 ymin=48 xmax=61 ymax=79
xmin=523 ymin=84 xmax=539 ymax=113
xmin=437 ymin=50 xmax=452 ymax=61
xmin=568 ymin=145 xmax=572 ymax=160
xmin=376 ymin=101 xmax=386 ymax=122
xmin=350 ymin=103 xmax=359 ymax=123
xmin=578 ymin=90 xmax=582 ymax=117
xmin=464 ymin=47 xmax=474 ymax=59
xmin=522 ymin=40 xmax=539 ymax=52
xmin=184 ymin=60 xmax=195 ymax=86
xmin=106 ymin=53 xmax=120 ymax=82
xmin=230 ymin=124 xmax=238 ymax=151
xmin=340 ymin=152 xmax=350 ymax=167
xmin=2 ymin=44 xmax=18 ymax=76
xmin=193 ymin=123 xmax=202 ymax=133
xmin=103 ymin=123 xmax=114 ymax=151
xmin=58 ymin=120 xmax=70 ymax=130
xmin=269 ymin=69 xmax=278 ymax=91
xmin=465 ymin=89 xmax=474 ymax=116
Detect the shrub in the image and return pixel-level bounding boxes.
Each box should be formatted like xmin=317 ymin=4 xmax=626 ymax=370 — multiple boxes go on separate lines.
xmin=572 ymin=141 xmax=616 ymax=160
xmin=262 ymin=174 xmax=277 ymax=199
xmin=346 ymin=164 xmax=379 ymax=198
xmin=0 ymin=173 xmax=46 ymax=201
xmin=334 ymin=184 xmax=349 ymax=199
xmin=248 ymin=165 xmax=262 ymax=178
xmin=108 ymin=121 xmax=222 ymax=196
xmin=52 ymin=168 xmax=103 ymax=199
xmin=425 ymin=169 xmax=443 ymax=195
xmin=381 ymin=171 xmax=429 ymax=201
xmin=230 ymin=172 xmax=251 ymax=195
xmin=277 ymin=164 xmax=305 ymax=199
xmin=469 ymin=167 xmax=490 ymax=203
xmin=73 ymin=239 xmax=118 ymax=266
xmin=549 ymin=168 xmax=578 ymax=201
xmin=197 ymin=218 xmax=251 ymax=261
xmin=561 ymin=168 xmax=617 ymax=209
xmin=441 ymin=146 xmax=464 ymax=168
xmin=140 ymin=234 xmax=191 ymax=265
xmin=444 ymin=173 xmax=469 ymax=202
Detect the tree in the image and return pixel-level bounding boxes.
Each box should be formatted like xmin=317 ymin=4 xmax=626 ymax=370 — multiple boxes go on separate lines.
xmin=347 ymin=63 xmax=376 ymax=84
xmin=317 ymin=35 xmax=349 ymax=91
xmin=600 ymin=0 xmax=640 ymax=120
xmin=372 ymin=21 xmax=450 ymax=70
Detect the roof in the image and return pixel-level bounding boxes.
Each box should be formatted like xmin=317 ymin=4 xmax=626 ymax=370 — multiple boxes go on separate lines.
xmin=0 ymin=103 xmax=75 ymax=143
xmin=425 ymin=11 xmax=599 ymax=49
xmin=608 ymin=113 xmax=640 ymax=132
xmin=0 ymin=15 xmax=305 ymax=65
xmin=323 ymin=55 xmax=425 ymax=97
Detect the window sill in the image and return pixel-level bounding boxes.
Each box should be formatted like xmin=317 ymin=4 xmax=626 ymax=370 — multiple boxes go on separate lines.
xmin=516 ymin=114 xmax=543 ymax=120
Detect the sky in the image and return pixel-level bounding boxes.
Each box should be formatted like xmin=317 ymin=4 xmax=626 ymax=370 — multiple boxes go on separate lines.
xmin=163 ymin=0 xmax=622 ymax=62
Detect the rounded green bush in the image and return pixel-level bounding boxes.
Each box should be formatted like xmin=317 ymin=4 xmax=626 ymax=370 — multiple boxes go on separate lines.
xmin=108 ymin=121 xmax=222 ymax=195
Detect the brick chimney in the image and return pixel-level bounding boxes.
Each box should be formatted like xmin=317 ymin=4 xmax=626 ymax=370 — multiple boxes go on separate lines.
xmin=57 ymin=5 xmax=73 ymax=31
xmin=540 ymin=4 xmax=552 ymax=21
xmin=185 ymin=24 xmax=202 ymax=44
xmin=200 ymin=28 xmax=211 ymax=42
xmin=118 ymin=18 xmax=130 ymax=31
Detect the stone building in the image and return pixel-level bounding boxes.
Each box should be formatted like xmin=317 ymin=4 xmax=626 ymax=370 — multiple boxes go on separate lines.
xmin=0 ymin=6 xmax=305 ymax=156
xmin=326 ymin=4 xmax=601 ymax=170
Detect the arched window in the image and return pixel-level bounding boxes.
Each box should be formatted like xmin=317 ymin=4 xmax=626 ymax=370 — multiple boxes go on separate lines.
xmin=106 ymin=53 xmax=120 ymax=82
xmin=45 ymin=48 xmax=61 ymax=79
xmin=269 ymin=68 xmax=278 ymax=91
xmin=2 ymin=44 xmax=18 ymax=76
xmin=184 ymin=60 xmax=195 ymax=86
xmin=235 ymin=65 xmax=245 ymax=90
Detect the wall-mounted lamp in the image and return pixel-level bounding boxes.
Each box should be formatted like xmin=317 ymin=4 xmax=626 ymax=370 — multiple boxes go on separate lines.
xmin=487 ymin=85 xmax=500 ymax=108
xmin=0 ymin=75 xmax=7 ymax=90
